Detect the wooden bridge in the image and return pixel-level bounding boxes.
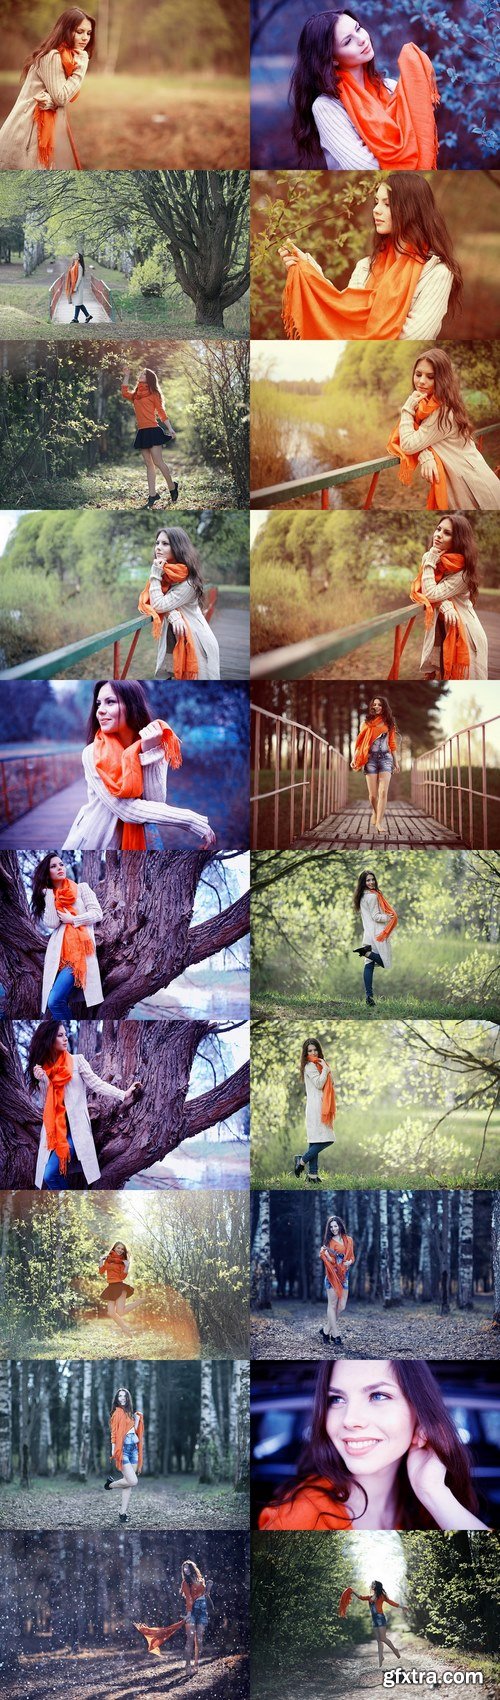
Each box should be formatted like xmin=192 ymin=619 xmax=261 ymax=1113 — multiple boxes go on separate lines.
xmin=0 ymin=586 xmax=249 ymax=684
xmin=250 ymin=421 xmax=500 ymax=509
xmin=49 ymin=267 xmax=113 ymax=324
xmin=251 ymin=702 xmax=500 ymax=850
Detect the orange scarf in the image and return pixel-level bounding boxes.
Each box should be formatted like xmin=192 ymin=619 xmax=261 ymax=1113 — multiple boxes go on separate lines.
xmin=35 ymin=45 xmax=82 ymax=168
xmin=93 ymin=721 xmax=182 ymax=851
xmin=338 ymin=43 xmax=438 ymax=169
xmin=110 ymin=1406 xmax=144 ymax=1472
xmin=387 ymin=396 xmax=448 ymax=510
xmin=352 ymin=716 xmax=397 ymax=770
xmin=312 ymin=1057 xmax=336 ymax=1127
xmin=138 ymin=562 xmax=199 ymax=680
xmin=43 ymin=1050 xmax=74 ymax=1175
xmin=410 ymin=551 xmax=470 ymax=678
xmin=373 ymin=890 xmax=398 ymax=943
xmin=101 ymin=1250 xmax=128 ymax=1284
xmin=339 ymin=1587 xmax=355 ymax=1618
xmin=54 ymin=876 xmax=95 ymax=990
xmin=283 ymin=242 xmax=425 ymax=342
xmin=320 ymin=1233 xmax=355 ymax=1298
xmin=134 ymin=1622 xmax=184 ymax=1652
xmin=181 ymin=1577 xmax=206 ymax=1612
xmin=65 ymin=260 xmax=79 ymax=298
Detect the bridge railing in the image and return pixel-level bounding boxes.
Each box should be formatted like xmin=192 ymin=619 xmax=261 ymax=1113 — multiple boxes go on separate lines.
xmin=250 ymin=422 xmax=500 ymax=509
xmin=0 ymin=586 xmax=247 ymax=681
xmin=251 ymin=599 xmax=419 ymax=682
xmin=0 ymin=746 xmax=82 ymax=827
xmin=90 ymin=274 xmax=114 ymax=320
xmin=48 ymin=275 xmax=64 ymax=319
xmin=411 ymin=713 xmax=500 ymax=848
xmin=251 ymin=701 xmax=348 ymax=849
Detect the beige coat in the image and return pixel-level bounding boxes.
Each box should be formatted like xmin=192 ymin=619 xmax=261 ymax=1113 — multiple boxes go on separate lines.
xmin=0 ymin=50 xmax=88 ymax=169
xmin=398 ymin=393 xmax=500 ymax=510
xmin=304 ymin=1060 xmax=335 ymax=1143
xmin=417 ymin=545 xmax=488 ymax=678
xmin=41 ymin=882 xmax=104 ymax=1012
xmin=149 ymin=564 xmax=220 ymax=679
xmin=62 ymin=740 xmax=213 ymax=850
xmin=360 ymin=891 xmax=393 ymax=969
xmin=35 ymin=1052 xmax=127 ymax=1188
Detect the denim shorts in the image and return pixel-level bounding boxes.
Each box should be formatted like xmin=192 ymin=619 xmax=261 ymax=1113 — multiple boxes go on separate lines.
xmin=186 ymin=1598 xmax=208 ymax=1629
xmin=364 ymin=753 xmax=393 ymax=774
xmin=122 ymin=1432 xmax=139 ymax=1467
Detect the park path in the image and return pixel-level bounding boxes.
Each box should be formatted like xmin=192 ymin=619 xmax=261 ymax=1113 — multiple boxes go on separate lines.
xmin=256 ymin=1637 xmax=496 ymax=1700
xmin=250 ymin=1298 xmax=499 ymax=1361
xmin=52 ymin=288 xmax=110 ymax=325
xmin=2 ymin=1649 xmax=249 ymax=1700
xmin=293 ymin=798 xmax=462 ymax=849
xmin=0 ymin=1478 xmax=248 ymax=1531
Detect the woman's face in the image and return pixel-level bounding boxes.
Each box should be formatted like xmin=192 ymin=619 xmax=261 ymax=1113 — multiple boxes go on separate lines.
xmin=371 ymin=698 xmax=383 ymax=715
xmin=49 ymin=855 xmax=66 ymax=884
xmin=329 ymin=1219 xmax=340 ymax=1236
xmin=365 ymin=873 xmax=377 ymax=891
xmin=413 ymin=359 xmax=435 ymax=398
xmin=54 ymin=1024 xmax=69 ymax=1054
xmin=113 ymin=1243 xmax=126 ymax=1256
xmin=156 ymin=530 xmax=173 ymax=560
xmin=433 ymin=518 xmax=453 ymax=550
xmin=95 ymin=684 xmax=125 ymax=734
xmin=73 ymin=18 xmax=92 ymax=48
xmin=325 ymin=1360 xmax=415 ymax=1475
xmin=333 ymin=13 xmax=373 ymax=67
xmin=372 ymin=183 xmax=392 ymax=236
xmin=307 ymin=1044 xmax=320 ymax=1059
xmin=117 ymin=1388 xmax=128 ymax=1406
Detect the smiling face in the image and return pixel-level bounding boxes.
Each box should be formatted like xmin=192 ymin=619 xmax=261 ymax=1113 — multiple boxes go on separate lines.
xmin=307 ymin=1043 xmax=320 ymax=1059
xmin=371 ymin=698 xmax=383 ymax=715
xmin=432 ymin=517 xmax=454 ymax=550
xmin=365 ymin=872 xmax=377 ymax=891
xmin=117 ymin=1388 xmax=129 ymax=1406
xmin=95 ymin=683 xmax=124 ymax=735
xmin=49 ymin=854 xmax=66 ymax=885
xmin=333 ymin=13 xmax=373 ymax=67
xmin=372 ymin=182 xmax=392 ymax=236
xmin=325 ymin=1360 xmax=415 ymax=1474
xmin=413 ymin=358 xmax=436 ymax=399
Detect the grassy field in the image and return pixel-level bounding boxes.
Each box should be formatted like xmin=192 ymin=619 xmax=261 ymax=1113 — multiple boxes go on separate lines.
xmin=0 ymin=72 xmax=249 ymax=167
xmin=0 ymin=1474 xmax=248 ymax=1530
xmin=250 ymin=1105 xmax=500 ymax=1190
xmin=1 ymin=459 xmax=242 ymax=512
xmin=252 ymin=933 xmax=500 ymax=1021
xmin=0 ymin=281 xmax=249 ymax=342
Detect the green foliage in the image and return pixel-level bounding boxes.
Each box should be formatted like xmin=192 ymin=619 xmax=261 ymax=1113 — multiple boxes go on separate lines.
xmin=401 ymin=1531 xmax=500 ymax=1653
xmin=252 ymin=1532 xmax=365 ymax=1671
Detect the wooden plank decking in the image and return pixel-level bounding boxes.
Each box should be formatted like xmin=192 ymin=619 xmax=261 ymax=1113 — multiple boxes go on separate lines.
xmin=293 ymin=799 xmax=463 ymax=849
xmin=212 ymin=604 xmax=249 ymax=680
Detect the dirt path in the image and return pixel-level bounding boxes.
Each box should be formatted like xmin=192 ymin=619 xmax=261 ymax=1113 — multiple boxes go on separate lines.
xmin=254 ymin=1636 xmax=497 ymax=1699
xmin=0 ymin=1479 xmax=249 ymax=1531
xmin=250 ymin=1299 xmax=500 ymax=1360
xmin=2 ymin=1648 xmax=249 ymax=1700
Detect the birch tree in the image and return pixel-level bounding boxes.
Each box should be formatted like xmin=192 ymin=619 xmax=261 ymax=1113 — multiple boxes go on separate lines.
xmin=492 ymin=1192 xmax=500 ymax=1327
xmin=78 ymin=1361 xmax=93 ymax=1480
xmin=0 ymin=1360 xmax=12 ymax=1481
xmin=251 ymin=1191 xmax=273 ymax=1309
xmin=68 ymin=1362 xmax=81 ymax=1478
xmin=198 ymin=1361 xmax=223 ymax=1482
xmin=458 ymin=1192 xmax=474 ymax=1309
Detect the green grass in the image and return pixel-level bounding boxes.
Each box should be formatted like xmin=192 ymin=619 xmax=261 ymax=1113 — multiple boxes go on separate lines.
xmin=3 ymin=460 xmax=242 ymax=512
xmin=250 ymin=1105 xmax=500 ymax=1191
xmin=0 ymin=282 xmax=249 ymax=342
xmin=252 ymin=989 xmax=500 ymax=1021
xmin=252 ymin=934 xmax=499 ymax=1021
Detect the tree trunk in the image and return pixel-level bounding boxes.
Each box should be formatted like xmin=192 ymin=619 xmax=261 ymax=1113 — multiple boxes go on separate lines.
xmin=439 ymin=1189 xmax=451 ymax=1315
xmin=378 ymin=1191 xmax=392 ymax=1307
xmin=38 ymin=1366 xmax=53 ymax=1477
xmin=78 ymin=1361 xmax=93 ymax=1479
xmin=351 ymin=1191 xmax=376 ymax=1300
xmin=198 ymin=1361 xmax=222 ymax=1483
xmin=19 ymin=1361 xmax=30 ymax=1487
xmin=134 ymin=1361 xmax=149 ymax=1474
xmin=229 ymin=1359 xmax=249 ymax=1492
xmin=0 ymin=852 xmax=45 ymax=1013
xmin=457 ymin=1191 xmax=474 ymax=1310
xmin=149 ymin=1366 xmax=159 ymax=1474
xmin=251 ymin=1191 xmax=273 ymax=1309
xmin=68 ymin=1362 xmax=81 ymax=1478
xmin=492 ymin=1192 xmax=500 ymax=1326
xmin=309 ymin=1194 xmax=324 ymax=1301
xmin=418 ymin=1192 xmax=433 ymax=1301
xmin=390 ymin=1194 xmax=403 ymax=1304
xmin=0 ymin=1360 xmax=12 ymax=1481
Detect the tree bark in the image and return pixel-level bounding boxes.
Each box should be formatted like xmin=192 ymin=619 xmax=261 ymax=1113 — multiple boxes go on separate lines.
xmin=198 ymin=1361 xmax=222 ymax=1483
xmin=457 ymin=1191 xmax=474 ymax=1309
xmin=418 ymin=1193 xmax=433 ymax=1301
xmin=38 ymin=1366 xmax=53 ymax=1477
xmin=0 ymin=1360 xmax=12 ymax=1481
xmin=439 ymin=1189 xmax=451 ymax=1315
xmin=390 ymin=1193 xmax=403 ymax=1304
xmin=78 ymin=1361 xmax=93 ymax=1479
xmin=378 ymin=1191 xmax=392 ymax=1308
xmin=492 ymin=1192 xmax=500 ymax=1326
xmin=68 ymin=1362 xmax=81 ymax=1478
xmin=251 ymin=1191 xmax=273 ymax=1309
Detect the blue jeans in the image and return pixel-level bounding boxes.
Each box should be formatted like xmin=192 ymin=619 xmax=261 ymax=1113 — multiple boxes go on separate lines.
xmin=43 ymin=1133 xmax=82 ymax=1190
xmin=301 ymin=1140 xmax=334 ymax=1177
xmin=364 ymin=952 xmax=384 ymax=999
xmin=47 ymin=966 xmax=76 ymax=1022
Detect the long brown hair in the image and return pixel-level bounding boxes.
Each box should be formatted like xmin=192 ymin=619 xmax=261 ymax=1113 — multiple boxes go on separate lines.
xmin=323 ymin=1213 xmax=347 ymax=1243
xmin=353 ymin=870 xmax=379 ymax=911
xmin=271 ymin=1360 xmax=480 ymax=1530
xmin=85 ymin=679 xmax=152 ymax=743
xmin=111 ymin=1388 xmax=133 ymax=1417
xmin=155 ymin=527 xmax=204 ymax=607
xmin=300 ymin=1037 xmax=324 ymax=1079
xmin=412 ymin=349 xmax=472 ymax=442
xmin=22 ymin=9 xmax=96 ymax=78
xmin=26 ymin=1019 xmax=70 ymax=1090
xmin=371 ymin=175 xmax=462 ymax=314
xmin=290 ymin=10 xmax=382 ymax=163
xmin=134 ymin=368 xmax=165 ymax=410
xmin=431 ymin=513 xmax=479 ymax=604
xmin=31 ymin=852 xmax=61 ymax=919
xmin=366 ymin=695 xmax=396 ymax=733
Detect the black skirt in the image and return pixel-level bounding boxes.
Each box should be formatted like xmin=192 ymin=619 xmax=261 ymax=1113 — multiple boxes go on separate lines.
xmin=100 ymin=1281 xmax=134 ymax=1301
xmin=134 ymin=426 xmax=170 ymax=449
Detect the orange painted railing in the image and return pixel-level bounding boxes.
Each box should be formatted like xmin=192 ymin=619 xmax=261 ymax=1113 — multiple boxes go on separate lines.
xmin=251 ymin=701 xmax=348 ymax=849
xmin=411 ymin=714 xmax=500 ymax=849
xmin=48 ymin=275 xmax=64 ymax=319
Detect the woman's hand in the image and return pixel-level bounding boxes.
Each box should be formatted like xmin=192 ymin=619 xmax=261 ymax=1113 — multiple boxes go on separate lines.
xmin=418 ymin=449 xmax=438 ymax=485
xmin=406 ymin=1434 xmax=448 ymax=1507
xmin=123 ymin=1081 xmax=141 ymax=1106
xmin=33 ymin=1064 xmax=44 ymax=1082
xmin=57 ymin=908 xmax=76 ymax=924
xmin=393 ymin=761 xmax=401 ymax=773
xmin=350 ymin=760 xmax=356 ymax=770
xmin=139 ymin=719 xmax=164 ymax=755
xmin=168 ymin=611 xmax=184 ymax=637
xmin=122 ymin=364 xmax=130 ymax=384
xmin=279 ymin=241 xmax=324 ymax=278
xmin=441 ymin=601 xmax=458 ymax=627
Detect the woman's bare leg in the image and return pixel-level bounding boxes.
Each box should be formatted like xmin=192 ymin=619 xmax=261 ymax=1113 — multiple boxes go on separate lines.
xmin=141 ymin=447 xmax=156 ymax=498
xmin=376 ymin=1629 xmax=384 ymax=1668
xmin=375 ymin=773 xmax=391 ymax=831
xmin=151 ymin=444 xmax=174 ymax=492
xmin=365 ymin=774 xmax=378 ymax=827
xmin=194 ymin=1627 xmax=205 ymax=1670
xmin=382 ymin=1630 xmax=401 ymax=1660
xmin=106 ymin=1298 xmax=132 ymax=1335
xmin=185 ymin=1626 xmax=195 ymax=1673
xmin=108 ymin=1462 xmax=137 ymax=1514
xmin=326 ymin=1288 xmax=340 ymax=1338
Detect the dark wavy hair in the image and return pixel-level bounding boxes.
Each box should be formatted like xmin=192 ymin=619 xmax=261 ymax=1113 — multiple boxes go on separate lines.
xmin=366 ymin=695 xmax=397 ymax=733
xmin=323 ymin=1213 xmax=347 ymax=1242
xmin=412 ymin=349 xmax=472 ymax=443
xmin=155 ymin=526 xmax=204 ymax=607
xmin=290 ymin=11 xmax=382 ymax=163
xmin=430 ymin=513 xmax=479 ymax=604
xmin=182 ymin=1561 xmax=204 ymax=1583
xmin=270 ymin=1360 xmax=480 ymax=1530
xmin=353 ymin=870 xmax=379 ymax=910
xmin=370 ymin=175 xmax=463 ymax=315
xmin=22 ymin=9 xmax=96 ymax=78
xmin=31 ymin=852 xmax=61 ymax=919
xmin=111 ymin=1388 xmax=133 ymax=1416
xmin=26 ymin=1018 xmax=70 ymax=1090
xmin=78 ymin=251 xmax=85 ymax=276
xmin=85 ymin=680 xmax=152 ymax=743
xmin=300 ymin=1037 xmax=324 ymax=1079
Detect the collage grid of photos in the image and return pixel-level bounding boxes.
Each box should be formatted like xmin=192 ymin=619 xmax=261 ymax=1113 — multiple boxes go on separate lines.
xmin=0 ymin=2 xmax=499 ymax=1698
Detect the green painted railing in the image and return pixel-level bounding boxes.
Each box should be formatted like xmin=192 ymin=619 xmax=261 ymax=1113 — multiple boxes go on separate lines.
xmin=250 ymin=421 xmax=500 ymax=508
xmin=251 ymin=600 xmax=419 ymax=680
xmin=0 ymin=585 xmax=248 ymax=680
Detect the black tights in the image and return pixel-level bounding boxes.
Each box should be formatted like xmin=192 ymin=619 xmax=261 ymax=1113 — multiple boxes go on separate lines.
xmin=364 ymin=951 xmax=384 ymax=998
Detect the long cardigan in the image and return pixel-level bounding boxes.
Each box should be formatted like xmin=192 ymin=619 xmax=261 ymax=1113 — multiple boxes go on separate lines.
xmin=35 ymin=1053 xmax=127 ymax=1188
xmin=398 ymin=394 xmax=500 ymax=510
xmin=359 ymin=891 xmax=394 ymax=969
xmin=417 ymin=545 xmax=488 ymax=678
xmin=303 ymin=1060 xmax=335 ymax=1142
xmin=0 ymin=50 xmax=89 ymax=169
xmin=62 ymin=741 xmax=212 ymax=850
xmin=148 ymin=564 xmax=220 ymax=679
xmin=41 ymin=881 xmax=103 ymax=1011
xmin=347 ymin=253 xmax=452 ymax=340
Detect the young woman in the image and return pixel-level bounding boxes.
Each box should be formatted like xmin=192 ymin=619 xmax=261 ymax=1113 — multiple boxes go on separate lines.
xmin=340 ymin=1582 xmax=407 ymax=1669
xmin=27 ymin=1019 xmax=140 ymax=1190
xmin=99 ymin=1241 xmax=136 ymax=1335
xmin=121 ymin=365 xmax=178 ymax=510
xmin=280 ymin=175 xmax=460 ymax=341
xmin=104 ymin=1387 xmax=144 ymax=1524
xmin=319 ymin=1213 xmax=355 ymax=1347
xmin=294 ymin=1039 xmax=336 ymax=1184
xmin=290 ymin=12 xmax=438 ymax=172
xmin=61 ymin=679 xmax=215 ymax=852
xmin=411 ymin=514 xmax=488 ymax=679
xmin=0 ymin=9 xmax=95 ymax=171
xmin=353 ymin=870 xmax=397 ymax=1007
xmin=180 ymin=1561 xmax=208 ymax=1674
xmin=351 ymin=696 xmax=400 ymax=835
xmin=31 ymin=852 xmax=103 ymax=1020
xmin=65 ymin=251 xmax=92 ymax=323
xmin=258 ymin=1359 xmax=488 ymax=1531
xmin=389 ymin=349 xmax=500 ymax=511
xmin=138 ymin=527 xmax=220 ymax=680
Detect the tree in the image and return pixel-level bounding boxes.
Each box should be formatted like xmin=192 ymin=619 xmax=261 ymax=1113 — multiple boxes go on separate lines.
xmin=198 ymin=1362 xmax=223 ymax=1482
xmin=251 ymin=1191 xmax=273 ymax=1309
xmin=0 ymin=1361 xmax=12 ymax=1482
xmin=137 ymin=172 xmax=249 ymax=327
xmin=457 ymin=1192 xmax=474 ymax=1309
xmin=493 ymin=1192 xmax=500 ymax=1327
